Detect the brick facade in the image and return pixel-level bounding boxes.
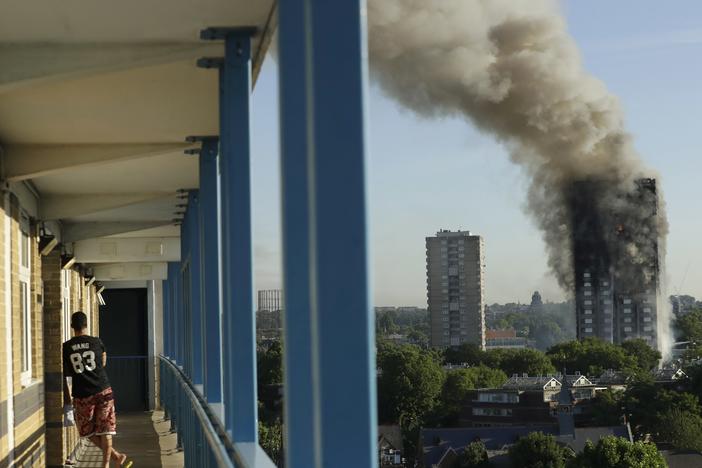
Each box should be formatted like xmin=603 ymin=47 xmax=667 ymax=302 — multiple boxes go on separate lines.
xmin=0 ymin=193 xmax=101 ymax=467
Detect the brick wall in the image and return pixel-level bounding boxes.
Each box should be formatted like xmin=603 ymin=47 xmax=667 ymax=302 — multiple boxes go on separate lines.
xmin=0 ymin=192 xmax=104 ymax=467
xmin=0 ymin=196 xmax=9 ymax=459
xmin=41 ymin=250 xmax=101 ymax=467
xmin=0 ymin=194 xmax=47 ymax=467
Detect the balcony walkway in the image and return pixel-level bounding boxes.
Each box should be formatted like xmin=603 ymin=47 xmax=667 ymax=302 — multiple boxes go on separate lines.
xmin=73 ymin=411 xmax=183 ymax=467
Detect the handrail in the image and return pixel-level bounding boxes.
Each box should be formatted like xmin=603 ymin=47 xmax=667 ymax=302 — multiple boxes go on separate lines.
xmin=159 ymin=355 xmax=236 ymax=467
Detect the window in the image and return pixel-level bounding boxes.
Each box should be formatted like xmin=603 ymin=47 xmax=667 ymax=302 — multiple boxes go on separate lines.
xmin=584 ymin=282 xmax=591 ymax=287
xmin=477 ymin=393 xmax=519 ymax=403
xmin=623 ymin=308 xmax=631 ymax=314
xmin=584 ymin=318 xmax=592 ymax=324
xmin=584 ymin=309 xmax=592 ymax=315
xmin=584 ymin=300 xmax=592 ymax=305
xmin=623 ymin=299 xmax=632 ymax=304
xmin=584 ymin=272 xmax=591 ymax=278
xmin=472 ymin=407 xmax=513 ymax=417
xmin=62 ymin=270 xmax=72 ymax=341
xmin=602 ymin=281 xmax=609 ymax=286
xmin=584 ymin=291 xmax=592 ymax=297
xmin=603 ymin=299 xmax=612 ymax=305
xmin=644 ymin=317 xmax=651 ymax=322
xmin=643 ymin=326 xmax=652 ymax=332
xmin=643 ymin=307 xmax=651 ymax=313
xmin=624 ymin=326 xmax=632 ymax=332
xmin=585 ymin=327 xmax=593 ymax=333
xmin=19 ymin=216 xmax=32 ymax=385
xmin=624 ymin=317 xmax=632 ymax=323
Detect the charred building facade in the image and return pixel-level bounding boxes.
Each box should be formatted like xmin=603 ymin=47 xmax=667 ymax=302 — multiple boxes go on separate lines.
xmin=571 ymin=178 xmax=660 ymax=348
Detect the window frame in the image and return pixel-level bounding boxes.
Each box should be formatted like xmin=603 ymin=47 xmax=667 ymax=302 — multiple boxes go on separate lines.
xmin=18 ymin=215 xmax=32 ymax=386
xmin=62 ymin=270 xmax=72 ymax=342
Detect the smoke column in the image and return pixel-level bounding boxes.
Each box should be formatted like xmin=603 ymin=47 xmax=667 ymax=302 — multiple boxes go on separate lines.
xmin=366 ymin=0 xmax=672 ymax=354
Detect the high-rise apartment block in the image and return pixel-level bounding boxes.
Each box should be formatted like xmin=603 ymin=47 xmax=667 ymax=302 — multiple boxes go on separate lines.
xmin=571 ymin=179 xmax=660 ymax=348
xmin=426 ymin=230 xmax=486 ymax=348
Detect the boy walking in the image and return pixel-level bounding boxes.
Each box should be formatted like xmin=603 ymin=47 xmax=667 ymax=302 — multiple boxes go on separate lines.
xmin=63 ymin=311 xmax=131 ymax=468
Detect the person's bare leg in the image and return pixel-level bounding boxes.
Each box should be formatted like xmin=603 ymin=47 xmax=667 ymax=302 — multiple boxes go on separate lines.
xmin=101 ymin=434 xmax=112 ymax=468
xmin=88 ymin=436 xmax=124 ymax=462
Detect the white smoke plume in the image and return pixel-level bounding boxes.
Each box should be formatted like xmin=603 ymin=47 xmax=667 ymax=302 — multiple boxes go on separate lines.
xmin=367 ymin=0 xmax=672 ymax=353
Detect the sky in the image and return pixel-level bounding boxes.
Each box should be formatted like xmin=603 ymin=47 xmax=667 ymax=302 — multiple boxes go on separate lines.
xmin=249 ymin=0 xmax=702 ymax=307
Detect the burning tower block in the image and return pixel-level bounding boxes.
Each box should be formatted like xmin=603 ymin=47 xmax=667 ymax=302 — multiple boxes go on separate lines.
xmin=570 ymin=178 xmax=660 ymax=348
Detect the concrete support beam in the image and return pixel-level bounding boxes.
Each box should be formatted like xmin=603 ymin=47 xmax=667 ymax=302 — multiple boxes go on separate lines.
xmin=92 ymin=262 xmax=168 ymax=281
xmin=0 ymin=42 xmax=222 ymax=93
xmin=74 ymin=237 xmax=180 ymax=263
xmin=2 ymin=143 xmax=192 ymax=181
xmin=62 ymin=221 xmax=174 ymax=243
xmin=41 ymin=192 xmax=174 ymax=220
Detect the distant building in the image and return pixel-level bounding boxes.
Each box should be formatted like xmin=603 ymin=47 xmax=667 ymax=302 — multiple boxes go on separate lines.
xmin=485 ymin=328 xmax=528 ymax=350
xmin=421 ymin=380 xmax=632 ymax=467
xmin=670 ymin=295 xmax=700 ymax=316
xmin=426 ymin=230 xmax=485 ymax=348
xmin=571 ymin=178 xmax=660 ymax=348
xmin=258 ymin=289 xmax=283 ymax=312
xmin=257 ymin=289 xmax=283 ymax=338
xmin=378 ymin=425 xmax=404 ymax=467
xmin=530 ymin=291 xmax=543 ymax=313
xmin=461 ymin=373 xmax=598 ymax=428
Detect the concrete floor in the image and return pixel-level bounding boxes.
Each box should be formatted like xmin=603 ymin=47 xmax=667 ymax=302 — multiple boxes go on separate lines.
xmin=72 ymin=411 xmax=184 ymax=467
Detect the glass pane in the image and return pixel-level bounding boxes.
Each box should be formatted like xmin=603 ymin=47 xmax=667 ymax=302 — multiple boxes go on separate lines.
xmin=20 ymin=282 xmax=29 ymax=372
xmin=21 ymin=232 xmax=29 ymax=268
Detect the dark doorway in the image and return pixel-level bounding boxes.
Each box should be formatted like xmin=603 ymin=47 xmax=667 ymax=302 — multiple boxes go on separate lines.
xmin=100 ymin=288 xmax=149 ymax=412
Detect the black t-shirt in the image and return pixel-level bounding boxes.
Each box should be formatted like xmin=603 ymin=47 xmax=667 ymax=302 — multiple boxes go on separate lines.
xmin=62 ymin=335 xmax=111 ymax=398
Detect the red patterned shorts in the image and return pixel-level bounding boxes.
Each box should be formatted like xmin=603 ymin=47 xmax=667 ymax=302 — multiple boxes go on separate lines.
xmin=73 ymin=387 xmax=117 ymax=437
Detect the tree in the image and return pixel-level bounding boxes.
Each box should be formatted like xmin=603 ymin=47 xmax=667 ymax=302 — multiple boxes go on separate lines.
xmin=377 ymin=343 xmax=445 ymax=464
xmin=456 ymin=440 xmax=491 ymax=468
xmin=620 ymin=339 xmax=661 ymax=371
xmin=377 ymin=344 xmax=444 ymax=425
xmin=257 ymin=340 xmax=283 ymax=387
xmin=676 ymin=308 xmax=702 ymax=342
xmin=258 ymin=420 xmax=283 ymax=465
xmin=445 ymin=343 xmax=485 ymax=366
xmin=623 ymin=378 xmax=702 ymax=437
xmin=589 ymin=388 xmax=625 ymax=426
xmin=508 ymin=432 xmax=571 ymax=468
xmin=656 ymin=409 xmax=702 ymax=451
xmin=438 ymin=366 xmax=507 ymax=425
xmin=490 ymin=348 xmax=556 ymax=377
xmin=569 ymin=436 xmax=667 ymax=468
xmin=547 ymin=338 xmax=637 ymax=376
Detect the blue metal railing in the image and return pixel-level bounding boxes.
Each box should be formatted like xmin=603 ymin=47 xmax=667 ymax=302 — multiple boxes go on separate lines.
xmin=160 ymin=355 xmax=276 ymax=467
xmin=160 ymin=355 xmax=234 ymax=467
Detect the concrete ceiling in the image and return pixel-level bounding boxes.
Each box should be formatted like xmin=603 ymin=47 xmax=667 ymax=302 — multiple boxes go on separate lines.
xmin=0 ymin=0 xmax=277 ymax=280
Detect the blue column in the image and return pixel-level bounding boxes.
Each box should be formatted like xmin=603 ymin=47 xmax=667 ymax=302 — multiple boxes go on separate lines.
xmin=201 ymin=26 xmax=258 ymax=441
xmin=188 ymin=190 xmax=204 ymax=386
xmin=163 ymin=276 xmax=171 ymax=358
xmin=191 ymin=136 xmax=223 ymax=405
xmin=168 ymin=261 xmax=182 ymax=366
xmin=277 ymin=3 xmax=313 ymax=466
xmin=180 ymin=210 xmax=192 ymax=376
xmin=278 ymin=1 xmax=377 ymax=467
